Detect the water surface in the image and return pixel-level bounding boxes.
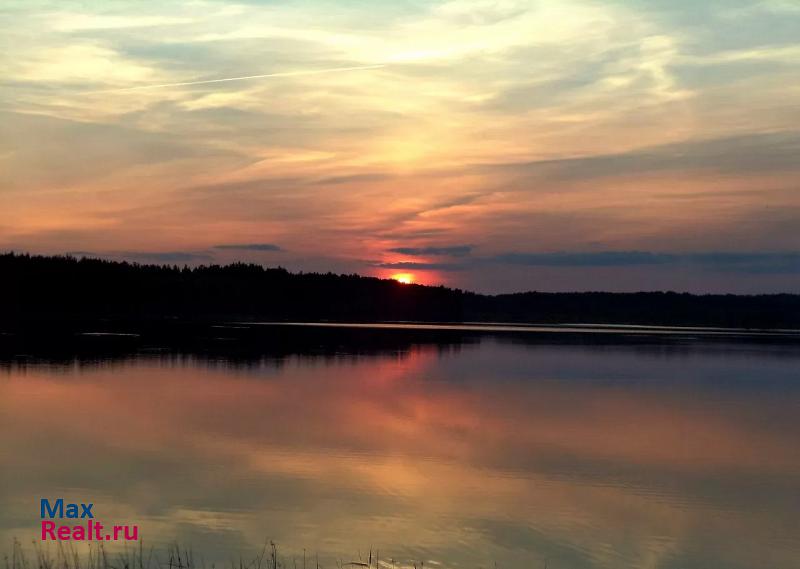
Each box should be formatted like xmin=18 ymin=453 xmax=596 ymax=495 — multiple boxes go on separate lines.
xmin=1 ymin=324 xmax=799 ymax=568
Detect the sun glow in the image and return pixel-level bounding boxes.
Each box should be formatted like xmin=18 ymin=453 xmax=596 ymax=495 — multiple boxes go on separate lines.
xmin=391 ymin=273 xmax=414 ymax=284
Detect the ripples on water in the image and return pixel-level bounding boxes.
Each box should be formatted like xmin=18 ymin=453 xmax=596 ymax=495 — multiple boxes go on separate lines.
xmin=1 ymin=323 xmax=799 ymax=569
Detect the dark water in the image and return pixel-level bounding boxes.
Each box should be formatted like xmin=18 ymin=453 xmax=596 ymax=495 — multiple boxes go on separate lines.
xmin=1 ymin=324 xmax=799 ymax=568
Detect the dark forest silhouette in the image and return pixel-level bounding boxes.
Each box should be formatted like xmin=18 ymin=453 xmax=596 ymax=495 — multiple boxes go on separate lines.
xmin=2 ymin=252 xmax=799 ymax=329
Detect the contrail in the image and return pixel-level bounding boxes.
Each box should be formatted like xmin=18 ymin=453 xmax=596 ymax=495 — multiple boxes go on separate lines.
xmin=92 ymin=64 xmax=386 ymax=93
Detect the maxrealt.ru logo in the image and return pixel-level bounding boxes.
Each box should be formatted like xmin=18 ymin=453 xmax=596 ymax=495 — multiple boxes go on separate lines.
xmin=40 ymin=499 xmax=139 ymax=541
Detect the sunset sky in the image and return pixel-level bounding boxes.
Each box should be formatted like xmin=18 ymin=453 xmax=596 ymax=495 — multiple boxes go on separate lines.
xmin=2 ymin=0 xmax=799 ymax=293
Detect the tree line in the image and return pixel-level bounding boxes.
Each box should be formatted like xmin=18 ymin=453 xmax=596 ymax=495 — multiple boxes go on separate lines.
xmin=2 ymin=252 xmax=798 ymax=329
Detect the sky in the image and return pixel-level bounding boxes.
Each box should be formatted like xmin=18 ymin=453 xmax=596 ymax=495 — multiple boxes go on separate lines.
xmin=1 ymin=0 xmax=799 ymax=294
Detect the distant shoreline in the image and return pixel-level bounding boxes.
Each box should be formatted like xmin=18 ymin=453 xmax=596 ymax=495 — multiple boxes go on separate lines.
xmin=247 ymin=320 xmax=800 ymax=336
xmin=3 ymin=319 xmax=800 ymax=367
xmin=3 ymin=252 xmax=800 ymax=330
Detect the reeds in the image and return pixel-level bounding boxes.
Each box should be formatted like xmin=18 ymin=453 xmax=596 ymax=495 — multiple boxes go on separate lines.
xmin=4 ymin=540 xmax=429 ymax=569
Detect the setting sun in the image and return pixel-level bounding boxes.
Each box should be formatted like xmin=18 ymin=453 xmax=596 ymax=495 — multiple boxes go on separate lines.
xmin=391 ymin=273 xmax=414 ymax=285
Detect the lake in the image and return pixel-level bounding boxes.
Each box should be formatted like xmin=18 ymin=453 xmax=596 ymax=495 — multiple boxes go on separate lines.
xmin=1 ymin=323 xmax=799 ymax=569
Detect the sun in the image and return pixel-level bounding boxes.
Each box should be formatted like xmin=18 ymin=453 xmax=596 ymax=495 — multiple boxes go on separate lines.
xmin=391 ymin=273 xmax=414 ymax=284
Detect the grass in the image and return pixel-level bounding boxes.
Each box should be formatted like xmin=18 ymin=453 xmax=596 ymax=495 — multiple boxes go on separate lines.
xmin=4 ymin=540 xmax=433 ymax=569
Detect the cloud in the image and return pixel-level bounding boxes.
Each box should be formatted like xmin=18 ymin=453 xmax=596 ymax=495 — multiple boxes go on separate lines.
xmin=371 ymin=250 xmax=800 ymax=276
xmin=213 ymin=243 xmax=283 ymax=252
xmin=120 ymin=251 xmax=214 ymax=263
xmin=370 ymin=261 xmax=465 ymax=271
xmin=68 ymin=251 xmax=213 ymax=263
xmin=0 ymin=111 xmax=222 ymax=192
xmin=687 ymin=252 xmax=800 ymax=274
xmin=491 ymin=251 xmax=800 ymax=273
xmin=93 ymin=64 xmax=387 ymax=94
xmin=388 ymin=245 xmax=473 ymax=257
xmin=494 ymin=251 xmax=674 ymax=267
xmin=312 ymin=173 xmax=393 ymax=186
xmin=479 ymin=131 xmax=800 ymax=182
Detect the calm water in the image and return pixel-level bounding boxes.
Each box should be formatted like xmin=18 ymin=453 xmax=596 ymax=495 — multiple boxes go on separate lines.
xmin=2 ymin=324 xmax=799 ymax=568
